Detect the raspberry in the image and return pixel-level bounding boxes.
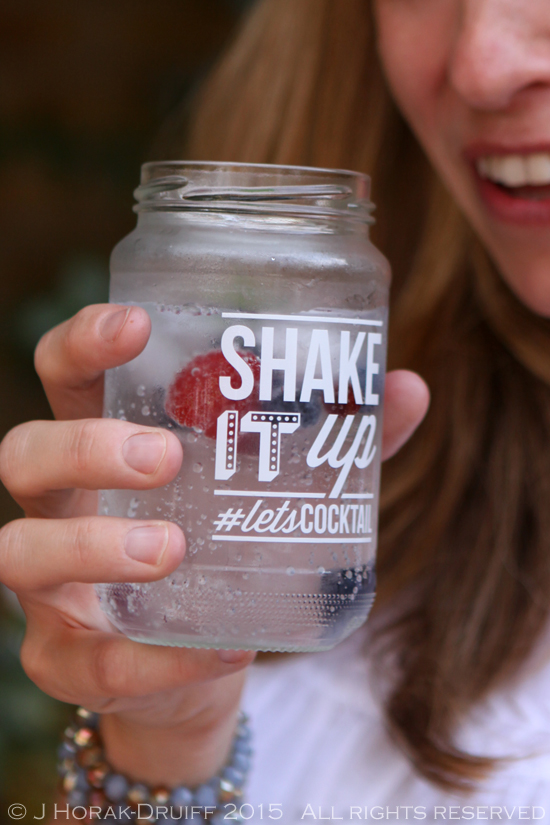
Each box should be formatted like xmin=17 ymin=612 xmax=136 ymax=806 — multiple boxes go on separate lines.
xmin=325 ymin=370 xmax=366 ymax=417
xmin=165 ymin=350 xmax=261 ymax=439
xmin=325 ymin=386 xmax=362 ymax=417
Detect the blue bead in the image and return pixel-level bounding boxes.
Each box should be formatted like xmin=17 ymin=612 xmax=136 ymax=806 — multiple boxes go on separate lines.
xmin=67 ymin=790 xmax=87 ymax=808
xmin=169 ymin=785 xmax=193 ymax=807
xmin=109 ymin=804 xmax=134 ymax=823
xmin=222 ymin=766 xmax=245 ymax=787
xmin=236 ymin=724 xmax=252 ymax=741
xmin=104 ymin=774 xmax=129 ymax=802
xmin=194 ymin=783 xmax=217 ymax=809
xmin=75 ymin=769 xmax=90 ymax=792
xmin=232 ymin=752 xmax=250 ymax=773
xmin=57 ymin=742 xmax=76 ymax=760
xmin=233 ymin=740 xmax=253 ymax=757
xmin=207 ymin=776 xmax=221 ymax=794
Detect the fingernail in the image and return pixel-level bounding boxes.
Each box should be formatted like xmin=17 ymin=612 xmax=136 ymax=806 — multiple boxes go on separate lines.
xmin=217 ymin=650 xmax=247 ymax=664
xmin=100 ymin=308 xmax=131 ymax=342
xmin=125 ymin=525 xmax=168 ymax=565
xmin=122 ymin=432 xmax=166 ymax=474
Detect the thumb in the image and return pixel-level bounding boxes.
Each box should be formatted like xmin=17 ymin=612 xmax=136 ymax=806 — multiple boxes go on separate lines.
xmin=381 ymin=370 xmax=430 ymax=460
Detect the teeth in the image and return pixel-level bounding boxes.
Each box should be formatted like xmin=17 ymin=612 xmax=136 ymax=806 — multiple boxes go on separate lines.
xmin=526 ymin=154 xmax=550 ymax=185
xmin=477 ymin=153 xmax=550 ymax=187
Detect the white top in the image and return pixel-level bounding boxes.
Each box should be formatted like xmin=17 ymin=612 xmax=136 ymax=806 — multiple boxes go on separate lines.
xmin=242 ymin=629 xmax=550 ymax=825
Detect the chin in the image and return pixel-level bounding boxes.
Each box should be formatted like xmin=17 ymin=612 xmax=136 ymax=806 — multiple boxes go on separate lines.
xmin=496 ymin=254 xmax=550 ymax=318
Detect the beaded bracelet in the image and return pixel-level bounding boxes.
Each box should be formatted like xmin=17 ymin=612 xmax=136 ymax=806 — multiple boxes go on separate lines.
xmin=58 ymin=707 xmax=253 ymax=823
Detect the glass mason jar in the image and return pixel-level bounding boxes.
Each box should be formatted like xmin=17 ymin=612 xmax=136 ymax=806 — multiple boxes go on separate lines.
xmin=96 ymin=161 xmax=390 ymax=652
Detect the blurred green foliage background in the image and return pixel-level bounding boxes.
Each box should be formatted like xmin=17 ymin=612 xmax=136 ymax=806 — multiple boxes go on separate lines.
xmin=0 ymin=1 xmax=254 ymax=819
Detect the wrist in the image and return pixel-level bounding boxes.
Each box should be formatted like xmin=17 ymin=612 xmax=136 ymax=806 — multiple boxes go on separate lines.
xmin=58 ymin=699 xmax=253 ymax=817
xmin=100 ymin=701 xmax=240 ymax=787
xmin=99 ymin=669 xmax=248 ymax=786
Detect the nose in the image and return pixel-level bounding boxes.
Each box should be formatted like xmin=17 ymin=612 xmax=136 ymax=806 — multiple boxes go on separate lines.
xmin=449 ymin=0 xmax=550 ymax=111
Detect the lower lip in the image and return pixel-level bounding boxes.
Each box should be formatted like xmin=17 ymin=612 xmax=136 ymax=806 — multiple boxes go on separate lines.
xmin=475 ymin=170 xmax=550 ymax=226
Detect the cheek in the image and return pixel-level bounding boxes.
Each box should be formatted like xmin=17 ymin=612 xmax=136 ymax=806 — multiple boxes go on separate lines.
xmin=374 ymin=2 xmax=455 ymax=147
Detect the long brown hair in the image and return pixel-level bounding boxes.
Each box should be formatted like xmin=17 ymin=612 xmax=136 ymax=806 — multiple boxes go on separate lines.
xmin=181 ymin=0 xmax=550 ymax=790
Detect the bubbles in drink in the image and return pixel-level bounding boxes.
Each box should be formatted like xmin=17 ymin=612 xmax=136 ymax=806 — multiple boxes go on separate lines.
xmin=126 ymin=497 xmax=139 ymax=518
xmin=97 ymin=302 xmax=384 ymax=651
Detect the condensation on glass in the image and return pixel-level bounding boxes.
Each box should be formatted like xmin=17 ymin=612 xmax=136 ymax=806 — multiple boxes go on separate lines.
xmin=96 ymin=161 xmax=390 ymax=652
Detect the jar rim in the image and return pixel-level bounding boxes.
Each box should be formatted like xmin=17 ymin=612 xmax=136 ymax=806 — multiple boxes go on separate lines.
xmin=135 ymin=160 xmax=373 ymax=223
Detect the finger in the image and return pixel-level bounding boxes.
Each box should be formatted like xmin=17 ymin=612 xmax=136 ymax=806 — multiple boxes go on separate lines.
xmin=381 ymin=370 xmax=430 ymax=460
xmin=21 ymin=620 xmax=255 ymax=707
xmin=0 ymin=419 xmax=183 ymax=505
xmin=34 ymin=304 xmax=151 ymax=420
xmin=0 ymin=517 xmax=185 ymax=591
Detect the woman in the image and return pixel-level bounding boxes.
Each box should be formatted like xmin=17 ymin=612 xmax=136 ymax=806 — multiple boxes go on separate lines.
xmin=1 ymin=0 xmax=550 ymax=818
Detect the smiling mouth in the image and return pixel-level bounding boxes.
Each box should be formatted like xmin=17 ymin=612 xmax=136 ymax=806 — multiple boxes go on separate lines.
xmin=476 ymin=153 xmax=550 ymax=201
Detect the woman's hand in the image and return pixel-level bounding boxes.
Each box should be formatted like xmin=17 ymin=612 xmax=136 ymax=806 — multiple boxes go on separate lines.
xmin=0 ymin=303 xmax=429 ymax=787
xmin=0 ymin=304 xmax=255 ymax=786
